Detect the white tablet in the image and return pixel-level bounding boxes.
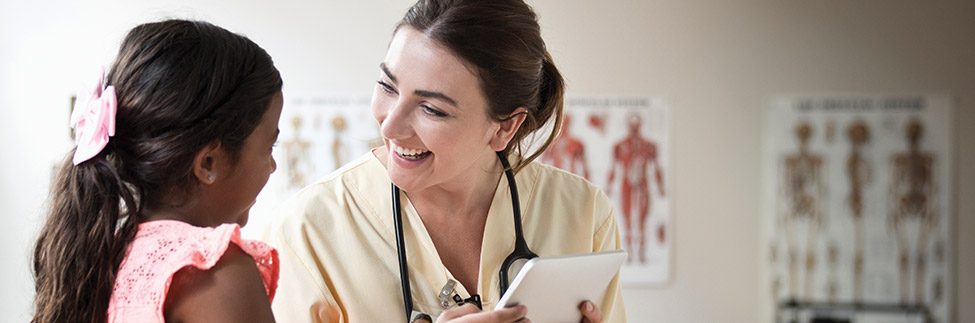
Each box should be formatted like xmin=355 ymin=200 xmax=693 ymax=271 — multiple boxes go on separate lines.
xmin=493 ymin=250 xmax=627 ymax=322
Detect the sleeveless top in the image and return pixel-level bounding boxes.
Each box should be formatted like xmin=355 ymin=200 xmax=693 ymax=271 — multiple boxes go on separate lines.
xmin=107 ymin=220 xmax=279 ymax=322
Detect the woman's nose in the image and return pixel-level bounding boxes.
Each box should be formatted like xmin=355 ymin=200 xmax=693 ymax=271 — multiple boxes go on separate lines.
xmin=379 ymin=100 xmax=413 ymax=140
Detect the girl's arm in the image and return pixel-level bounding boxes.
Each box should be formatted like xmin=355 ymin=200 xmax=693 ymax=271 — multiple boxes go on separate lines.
xmin=164 ymin=243 xmax=276 ymax=323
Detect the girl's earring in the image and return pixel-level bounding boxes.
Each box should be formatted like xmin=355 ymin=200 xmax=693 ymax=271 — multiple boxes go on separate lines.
xmin=207 ymin=174 xmax=215 ymax=183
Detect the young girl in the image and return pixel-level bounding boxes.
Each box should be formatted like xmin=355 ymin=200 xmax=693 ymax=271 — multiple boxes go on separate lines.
xmin=32 ymin=19 xmax=283 ymax=323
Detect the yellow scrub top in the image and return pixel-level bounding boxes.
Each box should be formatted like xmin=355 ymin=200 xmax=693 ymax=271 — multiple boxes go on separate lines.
xmin=263 ymin=152 xmax=627 ymax=322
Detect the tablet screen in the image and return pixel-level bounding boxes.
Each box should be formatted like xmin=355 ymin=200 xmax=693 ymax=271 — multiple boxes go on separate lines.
xmin=494 ymin=250 xmax=627 ymax=322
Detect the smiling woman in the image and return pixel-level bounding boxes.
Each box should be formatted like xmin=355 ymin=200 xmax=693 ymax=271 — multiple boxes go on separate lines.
xmin=263 ymin=0 xmax=626 ymax=322
xmin=372 ymin=27 xmax=501 ymax=195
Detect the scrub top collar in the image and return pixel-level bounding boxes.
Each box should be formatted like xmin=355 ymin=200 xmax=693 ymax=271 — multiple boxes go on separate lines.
xmin=359 ymin=151 xmax=538 ymax=310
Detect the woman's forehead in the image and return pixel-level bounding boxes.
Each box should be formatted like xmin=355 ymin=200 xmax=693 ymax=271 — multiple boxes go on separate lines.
xmin=384 ymin=27 xmax=486 ymax=109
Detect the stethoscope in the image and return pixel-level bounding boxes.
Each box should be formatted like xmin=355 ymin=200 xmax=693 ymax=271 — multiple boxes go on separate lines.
xmin=393 ymin=151 xmax=538 ymax=320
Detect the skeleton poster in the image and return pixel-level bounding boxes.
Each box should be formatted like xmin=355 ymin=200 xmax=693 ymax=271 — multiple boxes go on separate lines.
xmin=546 ymin=96 xmax=672 ymax=285
xmin=243 ymin=94 xmax=380 ymax=237
xmin=763 ymin=94 xmax=953 ymax=322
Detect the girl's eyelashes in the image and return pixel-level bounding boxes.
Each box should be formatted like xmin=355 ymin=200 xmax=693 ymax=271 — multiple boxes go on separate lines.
xmin=271 ymin=130 xmax=280 ymax=150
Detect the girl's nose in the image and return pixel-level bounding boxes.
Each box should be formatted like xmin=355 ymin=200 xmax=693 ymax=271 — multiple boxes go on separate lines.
xmin=269 ymin=154 xmax=277 ymax=174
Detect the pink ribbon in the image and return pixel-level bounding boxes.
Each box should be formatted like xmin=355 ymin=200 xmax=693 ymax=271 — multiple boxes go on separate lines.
xmin=70 ymin=67 xmax=117 ymax=165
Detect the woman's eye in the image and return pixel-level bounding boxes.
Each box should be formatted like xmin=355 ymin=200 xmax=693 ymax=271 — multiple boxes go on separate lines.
xmin=422 ymin=105 xmax=448 ymax=117
xmin=377 ymin=80 xmax=395 ymax=94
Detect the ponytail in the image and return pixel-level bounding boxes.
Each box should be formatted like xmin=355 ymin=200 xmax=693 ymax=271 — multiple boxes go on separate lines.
xmin=32 ymin=153 xmax=140 ymax=323
xmin=508 ymin=52 xmax=565 ymax=173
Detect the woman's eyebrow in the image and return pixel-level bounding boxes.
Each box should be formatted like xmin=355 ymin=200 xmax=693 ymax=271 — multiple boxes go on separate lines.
xmin=381 ymin=63 xmax=458 ymax=107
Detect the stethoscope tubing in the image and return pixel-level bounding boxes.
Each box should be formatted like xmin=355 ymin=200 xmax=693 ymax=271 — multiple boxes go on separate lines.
xmin=496 ymin=152 xmax=538 ymax=295
xmin=392 ymin=184 xmax=413 ymax=319
xmin=394 ymin=152 xmax=536 ymax=321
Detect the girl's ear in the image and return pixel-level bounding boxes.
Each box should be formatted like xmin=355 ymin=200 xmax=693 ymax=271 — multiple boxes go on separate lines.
xmin=193 ymin=141 xmax=223 ymax=184
xmin=490 ymin=107 xmax=528 ymax=151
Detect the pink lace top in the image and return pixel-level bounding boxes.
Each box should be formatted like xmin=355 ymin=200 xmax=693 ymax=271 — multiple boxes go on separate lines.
xmin=107 ymin=220 xmax=279 ymax=323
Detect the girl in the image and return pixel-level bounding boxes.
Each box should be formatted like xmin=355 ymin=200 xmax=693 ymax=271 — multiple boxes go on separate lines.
xmin=32 ymin=19 xmax=283 ymax=323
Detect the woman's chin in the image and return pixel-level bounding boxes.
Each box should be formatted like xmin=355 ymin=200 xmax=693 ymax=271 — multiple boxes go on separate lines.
xmin=389 ymin=174 xmax=421 ymax=192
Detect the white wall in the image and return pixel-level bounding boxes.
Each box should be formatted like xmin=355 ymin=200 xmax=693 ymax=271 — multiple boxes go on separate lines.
xmin=2 ymin=1 xmax=972 ymax=322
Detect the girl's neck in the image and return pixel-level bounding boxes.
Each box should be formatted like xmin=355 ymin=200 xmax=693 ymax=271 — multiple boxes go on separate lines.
xmin=142 ymin=201 xmax=217 ymax=228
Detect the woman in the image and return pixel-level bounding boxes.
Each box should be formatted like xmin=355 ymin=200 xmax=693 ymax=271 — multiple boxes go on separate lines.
xmin=264 ymin=0 xmax=625 ymax=322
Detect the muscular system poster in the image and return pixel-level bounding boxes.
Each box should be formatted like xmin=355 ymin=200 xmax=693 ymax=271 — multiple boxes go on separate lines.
xmin=545 ymin=96 xmax=672 ymax=285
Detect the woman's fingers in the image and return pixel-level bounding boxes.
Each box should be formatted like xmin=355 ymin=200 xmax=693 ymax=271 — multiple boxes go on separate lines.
xmin=437 ymin=304 xmax=528 ymax=323
xmin=490 ymin=304 xmax=528 ymax=322
xmin=438 ymin=303 xmax=482 ymax=320
xmin=579 ymin=301 xmax=603 ymax=323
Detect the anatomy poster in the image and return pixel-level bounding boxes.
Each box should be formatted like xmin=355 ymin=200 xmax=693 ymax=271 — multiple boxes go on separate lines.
xmin=242 ymin=94 xmax=380 ymax=238
xmin=545 ymin=96 xmax=672 ymax=285
xmin=762 ymin=94 xmax=953 ymax=322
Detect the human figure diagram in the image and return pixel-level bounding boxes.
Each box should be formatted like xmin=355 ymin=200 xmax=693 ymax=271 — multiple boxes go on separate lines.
xmin=284 ymin=116 xmax=312 ymax=190
xmin=540 ymin=113 xmax=590 ymax=180
xmin=331 ymin=115 xmax=349 ymax=171
xmin=889 ymin=118 xmax=937 ymax=306
xmin=781 ymin=122 xmax=825 ymax=301
xmin=845 ymin=120 xmax=872 ymax=304
xmin=606 ymin=114 xmax=665 ymax=264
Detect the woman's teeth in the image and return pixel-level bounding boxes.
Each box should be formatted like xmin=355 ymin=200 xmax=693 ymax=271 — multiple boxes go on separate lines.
xmin=394 ymin=145 xmax=430 ymax=160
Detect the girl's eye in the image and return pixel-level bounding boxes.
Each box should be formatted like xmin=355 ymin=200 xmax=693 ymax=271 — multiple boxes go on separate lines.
xmin=422 ymin=105 xmax=448 ymax=117
xmin=377 ymin=80 xmax=395 ymax=94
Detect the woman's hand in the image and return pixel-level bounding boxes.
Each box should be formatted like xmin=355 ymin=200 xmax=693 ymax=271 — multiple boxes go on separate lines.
xmin=579 ymin=301 xmax=603 ymax=323
xmin=430 ymin=303 xmax=529 ymax=323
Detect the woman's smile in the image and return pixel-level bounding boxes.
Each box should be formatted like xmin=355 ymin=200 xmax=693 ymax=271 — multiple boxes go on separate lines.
xmin=391 ymin=142 xmax=431 ymax=160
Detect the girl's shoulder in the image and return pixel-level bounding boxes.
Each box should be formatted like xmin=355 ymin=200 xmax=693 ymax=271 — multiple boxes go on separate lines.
xmin=163 ymin=242 xmax=277 ymax=322
xmin=108 ymin=220 xmax=278 ymax=322
xmin=127 ymin=220 xmax=276 ymax=275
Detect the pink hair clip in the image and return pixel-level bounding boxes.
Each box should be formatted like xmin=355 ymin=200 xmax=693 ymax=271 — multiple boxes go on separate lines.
xmin=70 ymin=67 xmax=117 ymax=165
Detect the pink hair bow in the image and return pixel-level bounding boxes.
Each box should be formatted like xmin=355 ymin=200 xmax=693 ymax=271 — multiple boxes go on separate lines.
xmin=70 ymin=67 xmax=117 ymax=165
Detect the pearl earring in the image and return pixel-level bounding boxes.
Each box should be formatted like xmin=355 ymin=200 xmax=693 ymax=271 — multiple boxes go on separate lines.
xmin=207 ymin=174 xmax=215 ymax=182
